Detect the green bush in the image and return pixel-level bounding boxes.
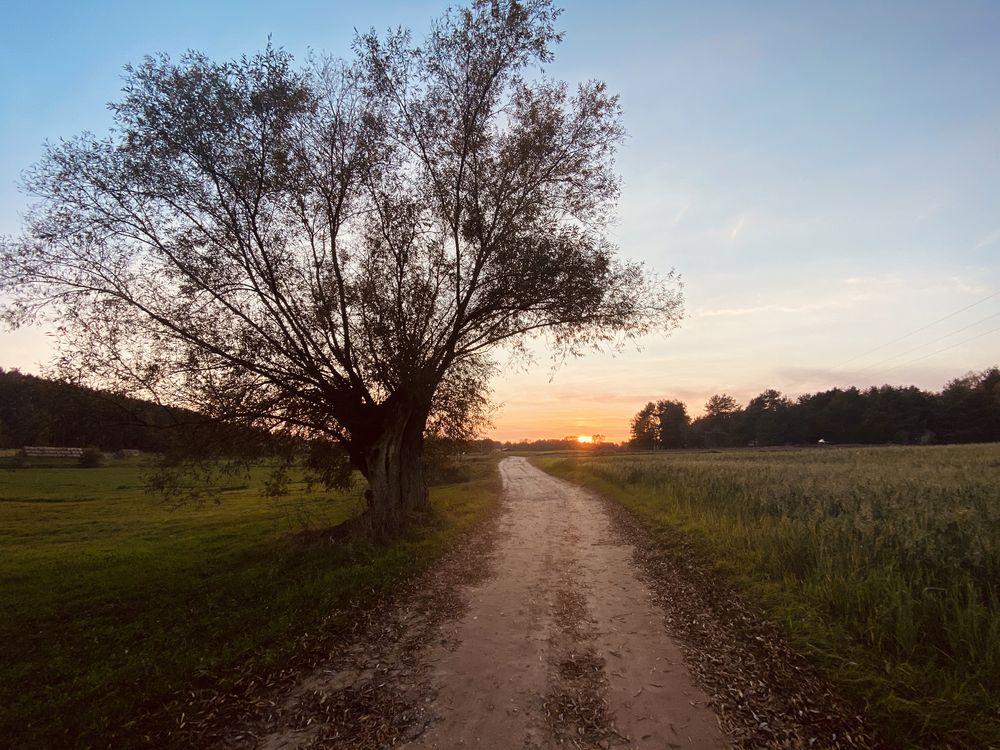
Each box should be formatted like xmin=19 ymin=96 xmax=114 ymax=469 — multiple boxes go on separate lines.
xmin=78 ymin=448 xmax=103 ymax=468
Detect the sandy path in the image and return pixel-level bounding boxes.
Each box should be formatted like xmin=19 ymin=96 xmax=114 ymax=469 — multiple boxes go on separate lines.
xmin=405 ymin=457 xmax=727 ymax=749
xmin=219 ymin=454 xmax=870 ymax=749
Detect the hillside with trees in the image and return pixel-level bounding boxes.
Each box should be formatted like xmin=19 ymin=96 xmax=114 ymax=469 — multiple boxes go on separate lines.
xmin=629 ymin=367 xmax=1000 ymax=448
xmin=0 ymin=368 xmax=189 ymax=451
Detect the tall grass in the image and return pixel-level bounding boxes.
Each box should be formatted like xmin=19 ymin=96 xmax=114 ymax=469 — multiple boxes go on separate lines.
xmin=539 ymin=445 xmax=1000 ymax=748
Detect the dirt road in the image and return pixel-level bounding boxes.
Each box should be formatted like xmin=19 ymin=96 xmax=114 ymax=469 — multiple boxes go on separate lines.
xmin=243 ymin=457 xmax=730 ymax=749
xmin=223 ymin=455 xmax=873 ymax=749
xmin=405 ymin=457 xmax=727 ymax=749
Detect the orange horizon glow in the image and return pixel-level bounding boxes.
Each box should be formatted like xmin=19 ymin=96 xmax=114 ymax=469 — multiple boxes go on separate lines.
xmin=575 ymin=435 xmax=594 ymax=444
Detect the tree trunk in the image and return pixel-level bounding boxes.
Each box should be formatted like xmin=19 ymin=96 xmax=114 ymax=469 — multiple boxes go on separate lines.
xmin=361 ymin=402 xmax=429 ymax=540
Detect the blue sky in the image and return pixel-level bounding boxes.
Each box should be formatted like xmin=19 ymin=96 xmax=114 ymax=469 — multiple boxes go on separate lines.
xmin=2 ymin=1 xmax=998 ymax=440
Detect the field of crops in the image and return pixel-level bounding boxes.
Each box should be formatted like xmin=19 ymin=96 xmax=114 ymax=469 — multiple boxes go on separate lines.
xmin=0 ymin=455 xmax=497 ymax=747
xmin=538 ymin=444 xmax=1000 ymax=749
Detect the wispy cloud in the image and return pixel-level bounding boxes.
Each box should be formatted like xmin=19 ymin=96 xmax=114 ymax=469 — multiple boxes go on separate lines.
xmin=974 ymin=227 xmax=1000 ymax=250
xmin=697 ymin=301 xmax=836 ymax=318
xmin=692 ymin=271 xmax=997 ymax=324
xmin=672 ymin=202 xmax=690 ymax=227
xmin=729 ymin=214 xmax=746 ymax=241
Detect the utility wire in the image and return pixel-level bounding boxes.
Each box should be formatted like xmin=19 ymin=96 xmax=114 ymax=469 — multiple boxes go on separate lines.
xmin=881 ymin=323 xmax=1000 ymax=375
xmin=830 ymin=289 xmax=1000 ymax=370
xmin=853 ymin=309 xmax=1000 ymax=374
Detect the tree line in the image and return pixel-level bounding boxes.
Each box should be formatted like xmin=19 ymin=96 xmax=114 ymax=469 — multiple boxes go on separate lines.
xmin=0 ymin=367 xmax=196 ymax=452
xmin=499 ymin=437 xmax=608 ymax=452
xmin=630 ymin=367 xmax=1000 ymax=449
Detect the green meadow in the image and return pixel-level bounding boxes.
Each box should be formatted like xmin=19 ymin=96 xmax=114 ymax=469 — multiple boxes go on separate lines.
xmin=537 ymin=444 xmax=1000 ymax=749
xmin=0 ymin=455 xmax=498 ymax=747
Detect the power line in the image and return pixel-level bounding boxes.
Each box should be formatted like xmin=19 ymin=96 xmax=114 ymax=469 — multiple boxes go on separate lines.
xmin=881 ymin=323 xmax=1000 ymax=375
xmin=831 ymin=289 xmax=1000 ymax=370
xmin=854 ymin=309 xmax=1000 ymax=374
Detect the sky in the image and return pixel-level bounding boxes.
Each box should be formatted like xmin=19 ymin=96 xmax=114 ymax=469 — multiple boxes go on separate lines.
xmin=1 ymin=1 xmax=998 ymax=442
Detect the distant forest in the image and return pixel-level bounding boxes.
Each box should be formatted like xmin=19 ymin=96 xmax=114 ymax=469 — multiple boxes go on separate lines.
xmin=630 ymin=367 xmax=1000 ymax=449
xmin=0 ymin=368 xmax=190 ymax=451
xmin=4 ymin=366 xmax=998 ymax=453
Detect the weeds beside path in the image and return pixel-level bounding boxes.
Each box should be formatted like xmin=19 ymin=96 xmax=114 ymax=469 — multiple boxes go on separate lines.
xmin=535 ymin=445 xmax=1000 ymax=749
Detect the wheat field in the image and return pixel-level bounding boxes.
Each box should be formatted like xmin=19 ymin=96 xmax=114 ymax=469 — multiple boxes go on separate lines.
xmin=538 ymin=444 xmax=1000 ymax=748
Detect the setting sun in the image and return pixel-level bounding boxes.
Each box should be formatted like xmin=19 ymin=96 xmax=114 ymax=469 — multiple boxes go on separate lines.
xmin=576 ymin=435 xmax=593 ymax=444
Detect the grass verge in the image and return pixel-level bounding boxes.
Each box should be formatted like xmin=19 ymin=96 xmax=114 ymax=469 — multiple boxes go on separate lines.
xmin=534 ymin=445 xmax=1000 ymax=749
xmin=0 ymin=455 xmax=499 ymax=748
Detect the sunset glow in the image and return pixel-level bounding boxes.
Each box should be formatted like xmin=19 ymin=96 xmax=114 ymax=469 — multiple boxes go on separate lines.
xmin=0 ymin=2 xmax=998 ymax=447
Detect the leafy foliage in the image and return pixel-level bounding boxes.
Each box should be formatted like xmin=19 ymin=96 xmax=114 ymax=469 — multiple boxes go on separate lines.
xmin=1 ymin=1 xmax=682 ymax=534
xmin=629 ymin=399 xmax=691 ymax=448
xmin=0 ymin=367 xmax=189 ymax=451
xmin=631 ymin=366 xmax=1000 ymax=448
xmin=77 ymin=447 xmax=103 ymax=468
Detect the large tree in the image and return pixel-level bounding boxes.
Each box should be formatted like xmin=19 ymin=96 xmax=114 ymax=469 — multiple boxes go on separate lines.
xmin=629 ymin=398 xmax=690 ymax=449
xmin=1 ymin=1 xmax=682 ymax=537
xmin=655 ymin=398 xmax=690 ymax=449
xmin=629 ymin=402 xmax=659 ymax=449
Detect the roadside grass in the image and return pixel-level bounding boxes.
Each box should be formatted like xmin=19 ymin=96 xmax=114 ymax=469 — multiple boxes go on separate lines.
xmin=536 ymin=445 xmax=1000 ymax=749
xmin=0 ymin=454 xmax=498 ymax=748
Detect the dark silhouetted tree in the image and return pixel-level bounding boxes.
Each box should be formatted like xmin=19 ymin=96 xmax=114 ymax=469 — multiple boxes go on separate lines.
xmin=637 ymin=368 xmax=999 ymax=450
xmin=742 ymin=389 xmax=792 ymax=446
xmin=0 ymin=367 xmax=208 ymax=451
xmin=1 ymin=1 xmax=682 ymax=537
xmin=696 ymin=393 xmax=740 ymax=447
xmin=858 ymin=385 xmax=933 ymax=443
xmin=630 ymin=402 xmax=659 ymax=449
xmin=705 ymin=393 xmax=738 ymax=419
xmin=935 ymin=367 xmax=1000 ymax=442
xmin=629 ymin=398 xmax=689 ymax=448
xmin=655 ymin=399 xmax=690 ymax=448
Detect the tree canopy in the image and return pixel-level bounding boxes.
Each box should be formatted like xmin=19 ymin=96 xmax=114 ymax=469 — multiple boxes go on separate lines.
xmin=0 ymin=367 xmax=180 ymax=452
xmin=1 ymin=0 xmax=682 ymax=536
xmin=629 ymin=367 xmax=1000 ymax=449
xmin=629 ymin=399 xmax=690 ymax=449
